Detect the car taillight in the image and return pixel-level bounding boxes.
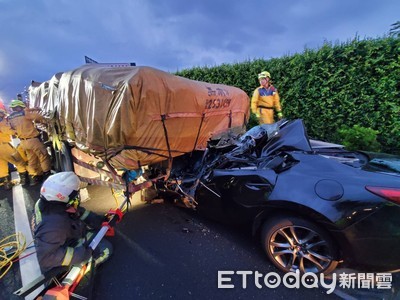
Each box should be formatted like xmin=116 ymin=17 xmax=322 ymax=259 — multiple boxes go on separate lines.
xmin=366 ymin=186 xmax=400 ymax=205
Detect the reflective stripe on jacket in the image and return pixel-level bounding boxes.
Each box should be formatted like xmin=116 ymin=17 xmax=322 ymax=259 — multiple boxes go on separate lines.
xmin=32 ymin=198 xmax=103 ymax=273
xmin=251 ymin=85 xmax=282 ymax=115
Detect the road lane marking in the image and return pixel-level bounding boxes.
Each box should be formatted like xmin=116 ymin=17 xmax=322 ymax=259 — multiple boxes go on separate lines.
xmin=12 ymin=172 xmax=43 ymax=300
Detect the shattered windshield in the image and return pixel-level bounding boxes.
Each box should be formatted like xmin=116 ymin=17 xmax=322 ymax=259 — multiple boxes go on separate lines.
xmin=258 ymin=119 xmax=312 ymax=156
xmin=239 ymin=121 xmax=281 ymax=142
xmin=211 ymin=119 xmax=312 ymax=157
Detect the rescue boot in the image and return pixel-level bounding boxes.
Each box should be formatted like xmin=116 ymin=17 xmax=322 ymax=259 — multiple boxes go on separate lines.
xmin=29 ymin=175 xmax=40 ymax=186
xmin=0 ymin=176 xmax=13 ymax=190
xmin=19 ymin=172 xmax=28 ymax=186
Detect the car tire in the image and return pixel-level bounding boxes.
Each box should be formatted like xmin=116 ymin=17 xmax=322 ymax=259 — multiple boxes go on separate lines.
xmin=261 ymin=216 xmax=339 ymax=274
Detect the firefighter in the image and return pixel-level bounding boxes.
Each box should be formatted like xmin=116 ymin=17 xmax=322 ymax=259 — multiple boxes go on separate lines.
xmin=32 ymin=172 xmax=113 ymax=274
xmin=251 ymin=71 xmax=283 ymax=124
xmin=8 ymin=99 xmax=51 ymax=185
xmin=0 ymin=101 xmax=28 ymax=189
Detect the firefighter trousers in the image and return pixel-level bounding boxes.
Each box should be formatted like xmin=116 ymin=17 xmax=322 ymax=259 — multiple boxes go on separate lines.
xmin=19 ymin=137 xmax=51 ymax=176
xmin=0 ymin=142 xmax=27 ymax=178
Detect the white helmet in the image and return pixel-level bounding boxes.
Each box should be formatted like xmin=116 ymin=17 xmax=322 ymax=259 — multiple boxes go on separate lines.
xmin=40 ymin=172 xmax=81 ymax=203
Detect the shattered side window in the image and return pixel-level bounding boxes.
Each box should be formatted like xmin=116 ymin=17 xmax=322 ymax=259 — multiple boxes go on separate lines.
xmin=367 ymin=157 xmax=400 ymax=174
xmin=239 ymin=123 xmax=279 ymax=142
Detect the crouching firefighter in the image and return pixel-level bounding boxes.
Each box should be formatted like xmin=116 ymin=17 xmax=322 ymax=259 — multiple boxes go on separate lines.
xmin=32 ymin=172 xmax=114 ymax=296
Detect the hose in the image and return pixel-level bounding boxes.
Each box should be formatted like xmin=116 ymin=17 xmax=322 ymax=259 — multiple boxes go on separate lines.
xmin=111 ymin=188 xmax=126 ymax=211
xmin=0 ymin=232 xmax=31 ymax=279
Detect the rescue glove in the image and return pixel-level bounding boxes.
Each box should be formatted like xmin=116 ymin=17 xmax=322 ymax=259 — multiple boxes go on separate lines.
xmin=102 ymin=209 xmax=123 ymax=237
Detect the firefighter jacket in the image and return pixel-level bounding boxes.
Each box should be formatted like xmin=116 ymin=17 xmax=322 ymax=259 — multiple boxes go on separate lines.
xmin=0 ymin=117 xmax=26 ymax=177
xmin=8 ymin=108 xmax=43 ymax=139
xmin=251 ymin=85 xmax=282 ymax=124
xmin=0 ymin=116 xmax=15 ymax=143
xmin=32 ymin=198 xmax=104 ymax=273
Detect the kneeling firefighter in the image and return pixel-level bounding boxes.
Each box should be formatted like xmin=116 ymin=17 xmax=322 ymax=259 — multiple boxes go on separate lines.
xmin=32 ymin=172 xmax=113 ymax=275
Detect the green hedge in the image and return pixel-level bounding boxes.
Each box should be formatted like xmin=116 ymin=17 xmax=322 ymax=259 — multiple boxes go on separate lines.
xmin=175 ymin=36 xmax=400 ymax=154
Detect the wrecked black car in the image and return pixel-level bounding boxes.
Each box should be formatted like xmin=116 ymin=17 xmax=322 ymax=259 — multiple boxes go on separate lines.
xmin=151 ymin=119 xmax=400 ymax=274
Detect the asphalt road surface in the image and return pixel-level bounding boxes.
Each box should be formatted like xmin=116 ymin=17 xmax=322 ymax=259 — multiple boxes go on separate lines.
xmin=1 ymin=178 xmax=399 ymax=300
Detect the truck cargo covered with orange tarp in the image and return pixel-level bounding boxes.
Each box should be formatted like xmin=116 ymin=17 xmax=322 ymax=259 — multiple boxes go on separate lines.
xmin=35 ymin=65 xmax=250 ymax=170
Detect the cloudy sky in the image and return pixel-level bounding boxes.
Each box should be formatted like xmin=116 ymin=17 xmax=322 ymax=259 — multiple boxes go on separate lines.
xmin=0 ymin=0 xmax=399 ymax=103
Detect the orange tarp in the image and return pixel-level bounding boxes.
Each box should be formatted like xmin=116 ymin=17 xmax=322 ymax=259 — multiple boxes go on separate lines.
xmin=45 ymin=65 xmax=250 ymax=169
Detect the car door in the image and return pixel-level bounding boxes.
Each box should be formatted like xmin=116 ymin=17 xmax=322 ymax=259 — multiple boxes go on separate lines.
xmin=196 ymin=168 xmax=277 ymax=224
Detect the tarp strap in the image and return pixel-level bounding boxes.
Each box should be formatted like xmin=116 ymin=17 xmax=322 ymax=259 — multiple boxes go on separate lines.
xmin=121 ymin=145 xmax=185 ymax=155
xmin=104 ymin=159 xmax=125 ymax=184
xmin=72 ymin=155 xmax=124 ymax=184
xmin=192 ymin=113 xmax=205 ymax=153
xmin=78 ymin=176 xmax=125 ymax=190
xmin=105 ymin=144 xmax=186 ymax=160
xmin=161 ymin=114 xmax=173 ymax=163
